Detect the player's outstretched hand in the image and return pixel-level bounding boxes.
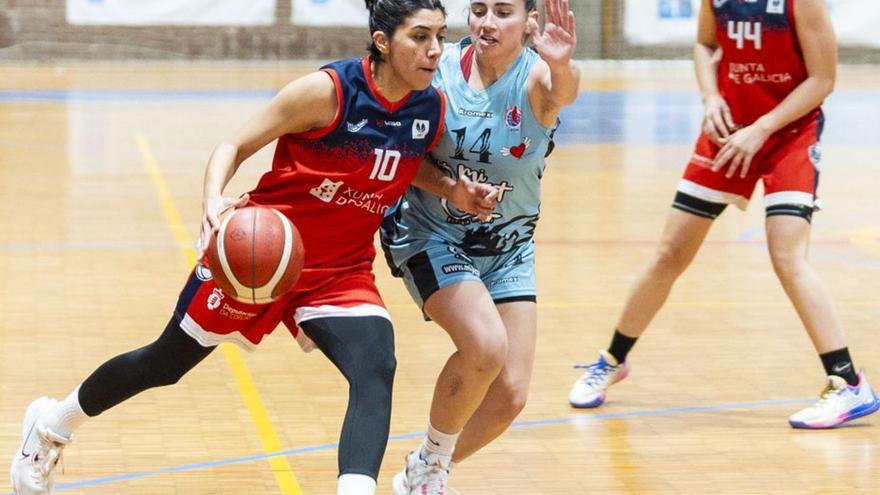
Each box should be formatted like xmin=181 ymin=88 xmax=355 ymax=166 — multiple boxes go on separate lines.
xmin=450 ymin=175 xmax=499 ymax=222
xmin=529 ymin=0 xmax=576 ymax=70
xmin=198 ymin=193 xmax=250 ymax=257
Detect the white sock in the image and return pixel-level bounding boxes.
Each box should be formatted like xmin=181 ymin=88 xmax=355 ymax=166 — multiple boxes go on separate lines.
xmin=419 ymin=422 xmax=460 ymax=469
xmin=337 ymin=473 xmax=376 ymax=495
xmin=44 ymin=385 xmax=89 ymax=439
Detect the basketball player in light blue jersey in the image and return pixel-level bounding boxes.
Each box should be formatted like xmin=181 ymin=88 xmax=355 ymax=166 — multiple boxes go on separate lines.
xmin=381 ymin=0 xmax=579 ymax=492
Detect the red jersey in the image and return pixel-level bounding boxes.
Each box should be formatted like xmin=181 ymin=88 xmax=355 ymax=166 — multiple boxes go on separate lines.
xmin=714 ymin=0 xmax=820 ymax=128
xmin=248 ymin=57 xmax=446 ymax=273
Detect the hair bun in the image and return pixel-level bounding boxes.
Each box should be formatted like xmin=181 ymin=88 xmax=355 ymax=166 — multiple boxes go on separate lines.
xmin=364 ymin=0 xmax=377 ymax=11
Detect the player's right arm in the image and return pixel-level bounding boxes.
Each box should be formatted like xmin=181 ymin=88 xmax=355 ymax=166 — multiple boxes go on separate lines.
xmin=412 ymin=158 xmax=498 ymax=221
xmin=199 ymin=71 xmax=338 ymax=252
xmin=694 ymin=0 xmax=734 ymax=144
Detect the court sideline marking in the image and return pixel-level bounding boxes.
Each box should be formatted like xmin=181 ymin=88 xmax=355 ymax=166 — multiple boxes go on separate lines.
xmin=135 ymin=133 xmax=303 ymax=495
xmin=23 ymin=397 xmax=816 ymax=493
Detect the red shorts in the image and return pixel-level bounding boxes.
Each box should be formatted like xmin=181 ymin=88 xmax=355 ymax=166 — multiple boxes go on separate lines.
xmin=678 ymin=116 xmax=823 ymax=210
xmin=174 ymin=263 xmax=389 ymax=350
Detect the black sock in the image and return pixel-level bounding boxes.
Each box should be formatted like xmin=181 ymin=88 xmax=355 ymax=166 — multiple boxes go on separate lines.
xmin=607 ymin=329 xmax=638 ymax=365
xmin=820 ymin=347 xmax=858 ymax=386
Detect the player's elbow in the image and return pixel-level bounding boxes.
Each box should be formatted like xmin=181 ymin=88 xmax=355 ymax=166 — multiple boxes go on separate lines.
xmin=812 ymin=74 xmax=835 ymax=100
xmin=821 ymin=75 xmax=835 ymax=97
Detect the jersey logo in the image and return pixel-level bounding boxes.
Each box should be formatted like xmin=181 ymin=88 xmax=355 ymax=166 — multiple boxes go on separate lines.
xmin=310 ymin=178 xmax=344 ymax=203
xmin=207 ymin=288 xmax=224 ymax=311
xmin=766 ymin=0 xmax=784 ymax=14
xmin=809 ymin=144 xmax=822 ymax=168
xmin=195 ymin=264 xmax=213 ymax=281
xmin=347 ymin=118 xmax=368 ymax=133
xmin=412 ymin=119 xmax=430 ymax=139
xmin=501 ymin=137 xmax=531 ymax=159
xmin=505 ymin=106 xmax=522 ymax=129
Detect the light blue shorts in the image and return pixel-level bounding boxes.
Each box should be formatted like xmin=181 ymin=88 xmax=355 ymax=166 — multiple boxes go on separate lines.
xmin=387 ymin=238 xmax=536 ymax=310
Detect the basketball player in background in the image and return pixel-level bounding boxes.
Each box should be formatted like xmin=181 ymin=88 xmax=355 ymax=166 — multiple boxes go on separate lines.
xmin=569 ymin=0 xmax=879 ymax=429
xmin=9 ymin=1 xmax=499 ymax=494
xmin=381 ymin=0 xmax=579 ymax=492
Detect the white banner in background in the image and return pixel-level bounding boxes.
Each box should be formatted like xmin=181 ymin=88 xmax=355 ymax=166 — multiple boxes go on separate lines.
xmin=67 ymin=0 xmax=276 ymax=26
xmin=625 ymin=0 xmax=880 ymax=48
xmin=292 ymin=0 xmax=471 ymax=27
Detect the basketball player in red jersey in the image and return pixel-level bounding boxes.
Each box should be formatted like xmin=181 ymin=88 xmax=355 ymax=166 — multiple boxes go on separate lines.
xmin=569 ymin=0 xmax=879 ymax=429
xmin=9 ymin=2 xmax=498 ymax=494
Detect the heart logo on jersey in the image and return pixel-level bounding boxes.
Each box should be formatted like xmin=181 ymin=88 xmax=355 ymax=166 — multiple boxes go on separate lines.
xmin=501 ymin=137 xmax=531 ymax=159
xmin=510 ymin=144 xmax=526 ymax=158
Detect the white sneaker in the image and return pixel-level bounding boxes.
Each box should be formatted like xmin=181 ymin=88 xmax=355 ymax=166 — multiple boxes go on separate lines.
xmin=392 ymin=450 xmax=448 ymax=495
xmin=789 ymin=369 xmax=880 ymax=429
xmin=10 ymin=398 xmax=72 ymax=495
xmin=568 ymin=350 xmax=630 ymax=408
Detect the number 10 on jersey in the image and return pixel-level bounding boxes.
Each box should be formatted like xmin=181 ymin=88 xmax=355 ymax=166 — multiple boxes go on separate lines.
xmin=370 ymin=148 xmax=401 ymax=181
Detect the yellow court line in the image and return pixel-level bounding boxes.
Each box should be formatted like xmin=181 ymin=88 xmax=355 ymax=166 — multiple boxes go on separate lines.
xmin=135 ymin=133 xmax=304 ymax=495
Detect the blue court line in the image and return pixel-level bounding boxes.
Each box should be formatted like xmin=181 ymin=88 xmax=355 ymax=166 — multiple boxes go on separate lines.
xmin=6 ymin=397 xmax=815 ymax=494
xmin=2 ymin=88 xmax=878 ymax=145
xmin=737 ymin=227 xmax=764 ymax=242
xmin=0 ymin=89 xmax=274 ymax=102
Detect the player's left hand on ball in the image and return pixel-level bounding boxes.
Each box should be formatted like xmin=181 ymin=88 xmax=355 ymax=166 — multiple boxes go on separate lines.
xmin=198 ymin=193 xmax=250 ymax=257
xmin=450 ymin=175 xmax=499 ymax=222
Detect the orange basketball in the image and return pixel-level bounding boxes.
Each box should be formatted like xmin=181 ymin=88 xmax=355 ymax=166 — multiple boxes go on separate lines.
xmin=205 ymin=206 xmax=305 ymax=305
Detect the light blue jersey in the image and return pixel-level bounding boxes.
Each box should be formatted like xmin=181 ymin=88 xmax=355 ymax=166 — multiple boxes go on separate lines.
xmin=381 ymin=38 xmax=554 ymax=308
xmin=384 ymin=37 xmax=553 ymax=260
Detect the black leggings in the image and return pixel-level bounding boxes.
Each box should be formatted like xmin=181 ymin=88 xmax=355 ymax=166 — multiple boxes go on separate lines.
xmin=78 ymin=314 xmax=396 ymax=481
xmin=300 ymin=316 xmax=397 ymax=480
xmin=78 ymin=317 xmax=214 ymax=416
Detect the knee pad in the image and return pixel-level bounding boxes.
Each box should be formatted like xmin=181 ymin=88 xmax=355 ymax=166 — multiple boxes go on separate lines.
xmin=301 ymin=316 xmax=396 ymax=388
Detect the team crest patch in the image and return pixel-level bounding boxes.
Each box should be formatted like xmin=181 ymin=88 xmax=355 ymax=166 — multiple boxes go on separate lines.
xmin=207 ymin=288 xmax=224 ymax=311
xmin=504 ymin=106 xmax=522 ymax=129
xmin=809 ymin=144 xmax=822 ymax=167
xmin=412 ymin=119 xmax=430 ymax=139
xmin=766 ymin=0 xmax=784 ymax=14
xmin=501 ymin=137 xmax=531 ymax=159
xmin=195 ymin=264 xmax=213 ymax=281
xmin=310 ymin=178 xmax=344 ymax=203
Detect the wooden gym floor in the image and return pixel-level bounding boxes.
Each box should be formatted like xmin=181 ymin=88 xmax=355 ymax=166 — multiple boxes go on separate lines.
xmin=1 ymin=62 xmax=878 ymax=494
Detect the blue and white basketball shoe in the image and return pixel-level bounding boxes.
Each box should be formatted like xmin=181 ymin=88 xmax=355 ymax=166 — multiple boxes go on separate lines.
xmin=568 ymin=350 xmax=630 ymax=408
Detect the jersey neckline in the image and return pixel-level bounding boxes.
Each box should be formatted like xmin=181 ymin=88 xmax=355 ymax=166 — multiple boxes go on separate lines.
xmin=361 ymin=56 xmax=414 ymax=114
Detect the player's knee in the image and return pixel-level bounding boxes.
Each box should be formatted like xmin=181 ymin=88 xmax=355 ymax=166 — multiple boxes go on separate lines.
xmin=359 ymin=350 xmax=397 ymax=398
xmin=128 ymin=351 xmax=185 ymax=388
xmin=152 ymin=368 xmax=185 ymax=388
xmin=459 ymin=328 xmax=508 ymax=375
xmin=492 ymin=380 xmax=529 ymax=422
xmin=140 ymin=350 xmax=188 ymax=387
xmin=344 ymin=318 xmax=396 ymax=397
xmin=651 ymin=243 xmax=692 ymax=280
xmin=768 ymin=244 xmax=805 ymax=281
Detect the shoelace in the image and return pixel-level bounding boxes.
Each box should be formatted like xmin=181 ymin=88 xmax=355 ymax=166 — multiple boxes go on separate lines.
xmin=35 ymin=428 xmax=69 ymax=480
xmin=812 ymin=383 xmax=844 ymax=408
xmin=411 ymin=462 xmax=448 ymax=495
xmin=573 ymin=361 xmax=613 ymax=388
